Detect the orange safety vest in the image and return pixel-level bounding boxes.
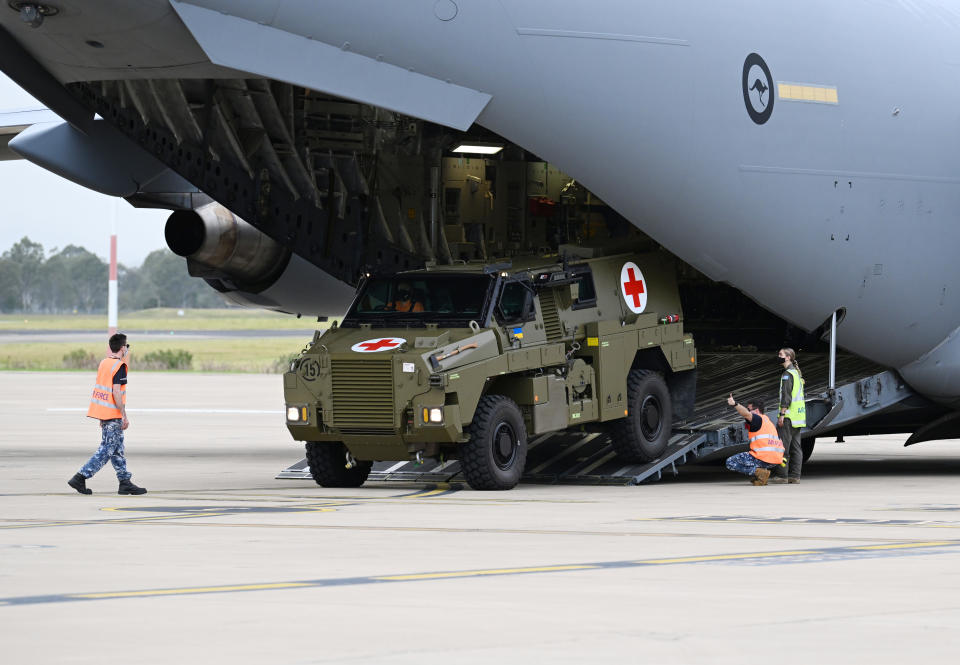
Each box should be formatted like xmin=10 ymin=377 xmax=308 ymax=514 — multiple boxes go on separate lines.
xmin=87 ymin=357 xmax=128 ymax=421
xmin=387 ymin=300 xmax=424 ymax=313
xmin=747 ymin=413 xmax=784 ymax=465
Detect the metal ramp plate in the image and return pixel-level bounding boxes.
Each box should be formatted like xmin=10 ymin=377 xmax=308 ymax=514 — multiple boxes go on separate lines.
xmin=276 ymin=352 xmax=911 ymax=487
xmin=277 ymin=430 xmax=722 ymax=486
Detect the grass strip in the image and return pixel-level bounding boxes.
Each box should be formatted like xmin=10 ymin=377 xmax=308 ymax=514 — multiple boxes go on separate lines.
xmin=0 ymin=336 xmax=311 ymax=373
xmin=0 ymin=308 xmax=330 ymax=332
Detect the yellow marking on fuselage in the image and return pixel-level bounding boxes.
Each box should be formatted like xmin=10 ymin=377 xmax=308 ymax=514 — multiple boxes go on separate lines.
xmin=778 ymin=82 xmax=839 ymax=104
xmin=376 ymin=564 xmax=596 ymax=581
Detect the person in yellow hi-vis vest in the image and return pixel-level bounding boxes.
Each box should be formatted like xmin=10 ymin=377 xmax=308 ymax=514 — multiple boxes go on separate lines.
xmin=67 ymin=333 xmax=147 ymax=495
xmin=771 ymin=348 xmax=806 ymax=484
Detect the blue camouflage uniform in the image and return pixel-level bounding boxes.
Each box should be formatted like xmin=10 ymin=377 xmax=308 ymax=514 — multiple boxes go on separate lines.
xmin=725 ymin=451 xmax=777 ymax=476
xmin=79 ymin=419 xmax=131 ymax=481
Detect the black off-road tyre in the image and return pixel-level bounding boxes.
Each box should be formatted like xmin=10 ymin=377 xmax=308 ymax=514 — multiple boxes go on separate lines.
xmin=305 ymin=442 xmax=372 ymax=488
xmin=461 ymin=395 xmax=528 ymax=491
xmin=609 ymin=369 xmax=673 ymax=463
xmin=801 ymin=437 xmax=816 ymax=464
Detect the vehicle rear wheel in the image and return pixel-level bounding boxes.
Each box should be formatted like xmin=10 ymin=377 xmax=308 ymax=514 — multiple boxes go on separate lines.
xmin=801 ymin=437 xmax=815 ymax=463
xmin=461 ymin=395 xmax=528 ymax=490
xmin=609 ymin=369 xmax=672 ymax=463
xmin=305 ymin=442 xmax=372 ymax=488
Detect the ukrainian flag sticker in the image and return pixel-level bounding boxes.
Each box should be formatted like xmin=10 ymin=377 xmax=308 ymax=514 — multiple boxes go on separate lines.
xmin=512 ymin=327 xmax=524 ymax=339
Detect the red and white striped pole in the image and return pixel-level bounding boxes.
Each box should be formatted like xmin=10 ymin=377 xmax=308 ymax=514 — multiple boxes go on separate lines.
xmin=108 ymin=204 xmax=118 ymax=336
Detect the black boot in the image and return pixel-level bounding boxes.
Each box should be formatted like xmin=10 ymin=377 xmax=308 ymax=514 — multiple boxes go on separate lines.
xmin=68 ymin=473 xmax=92 ymax=495
xmin=118 ymin=479 xmax=147 ymax=495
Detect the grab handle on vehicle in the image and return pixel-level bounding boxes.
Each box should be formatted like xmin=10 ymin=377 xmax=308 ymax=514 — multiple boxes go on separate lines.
xmin=429 ymin=343 xmax=480 ymax=370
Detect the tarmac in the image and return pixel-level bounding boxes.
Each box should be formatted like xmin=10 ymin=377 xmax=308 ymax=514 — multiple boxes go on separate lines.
xmin=3 ymin=371 xmax=960 ymax=664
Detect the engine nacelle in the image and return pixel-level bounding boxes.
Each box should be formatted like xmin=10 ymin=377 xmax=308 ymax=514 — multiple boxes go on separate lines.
xmin=164 ymin=204 xmax=355 ymax=317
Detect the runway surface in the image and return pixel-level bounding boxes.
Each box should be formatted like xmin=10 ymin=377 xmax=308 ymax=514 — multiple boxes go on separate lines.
xmin=3 ymin=372 xmax=960 ymax=663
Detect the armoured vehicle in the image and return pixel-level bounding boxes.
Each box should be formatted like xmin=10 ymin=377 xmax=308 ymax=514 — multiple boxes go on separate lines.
xmin=283 ymin=249 xmax=697 ymax=490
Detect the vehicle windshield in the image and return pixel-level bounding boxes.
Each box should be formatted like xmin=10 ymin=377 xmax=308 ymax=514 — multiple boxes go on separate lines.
xmin=343 ymin=274 xmax=496 ymax=327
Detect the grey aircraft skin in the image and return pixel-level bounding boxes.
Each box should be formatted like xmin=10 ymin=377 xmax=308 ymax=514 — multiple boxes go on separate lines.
xmin=2 ymin=1 xmax=960 ymax=406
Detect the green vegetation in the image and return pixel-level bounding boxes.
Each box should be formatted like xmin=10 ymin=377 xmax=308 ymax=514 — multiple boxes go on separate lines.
xmin=139 ymin=349 xmax=193 ymax=370
xmin=0 ymin=236 xmax=230 ymax=313
xmin=0 ymin=238 xmax=332 ymax=372
xmin=62 ymin=348 xmax=98 ymax=369
xmin=0 ymin=338 xmax=309 ymax=373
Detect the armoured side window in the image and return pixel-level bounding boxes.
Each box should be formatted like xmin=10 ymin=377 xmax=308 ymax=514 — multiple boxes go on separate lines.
xmin=496 ymin=281 xmax=535 ymax=324
xmin=359 ymin=280 xmax=390 ymax=310
xmin=571 ymin=269 xmax=597 ymax=310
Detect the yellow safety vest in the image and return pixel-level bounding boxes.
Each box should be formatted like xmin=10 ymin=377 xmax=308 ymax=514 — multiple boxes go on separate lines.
xmin=779 ymin=367 xmax=806 ymax=427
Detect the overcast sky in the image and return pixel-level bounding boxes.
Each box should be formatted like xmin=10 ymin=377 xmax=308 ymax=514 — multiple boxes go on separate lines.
xmin=0 ymin=74 xmax=169 ymax=267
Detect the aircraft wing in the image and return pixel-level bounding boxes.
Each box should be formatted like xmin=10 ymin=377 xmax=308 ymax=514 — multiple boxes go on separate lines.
xmin=1 ymin=105 xmax=198 ymax=201
xmin=0 ymin=107 xmax=60 ymax=160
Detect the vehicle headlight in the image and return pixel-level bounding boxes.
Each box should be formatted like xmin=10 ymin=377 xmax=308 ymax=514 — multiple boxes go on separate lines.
xmin=421 ymin=407 xmax=444 ymax=424
xmin=287 ymin=406 xmax=307 ymax=422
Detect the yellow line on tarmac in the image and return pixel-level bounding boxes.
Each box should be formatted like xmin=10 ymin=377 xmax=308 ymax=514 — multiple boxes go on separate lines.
xmin=0 ymin=512 xmax=230 ymax=529
xmin=71 ymin=582 xmax=312 ymax=599
xmin=98 ymin=512 xmax=232 ymax=522
xmin=633 ymin=517 xmax=960 ymax=529
xmin=637 ymin=550 xmax=819 ymax=565
xmin=852 ymin=541 xmax=955 ymax=551
xmin=376 ymin=564 xmax=596 ymax=581
xmin=5 ymin=540 xmax=960 ymax=607
xmin=401 ymin=483 xmax=453 ymax=499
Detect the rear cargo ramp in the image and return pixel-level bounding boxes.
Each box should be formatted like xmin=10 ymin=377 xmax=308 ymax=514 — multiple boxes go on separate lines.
xmin=278 ymin=353 xmax=915 ymax=486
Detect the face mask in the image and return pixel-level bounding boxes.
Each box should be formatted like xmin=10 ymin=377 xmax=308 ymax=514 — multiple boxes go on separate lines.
xmin=777 ymin=356 xmax=786 ymax=364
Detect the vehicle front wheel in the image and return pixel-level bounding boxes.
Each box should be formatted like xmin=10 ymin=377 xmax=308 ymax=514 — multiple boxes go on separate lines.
xmin=801 ymin=437 xmax=815 ymax=464
xmin=461 ymin=395 xmax=528 ymax=490
xmin=609 ymin=369 xmax=673 ymax=463
xmin=305 ymin=442 xmax=372 ymax=488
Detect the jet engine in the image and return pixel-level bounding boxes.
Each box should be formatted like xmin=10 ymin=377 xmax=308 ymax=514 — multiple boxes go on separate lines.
xmin=164 ymin=204 xmax=355 ymax=317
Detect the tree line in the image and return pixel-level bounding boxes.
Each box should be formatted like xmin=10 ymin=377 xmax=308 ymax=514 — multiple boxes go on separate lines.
xmin=0 ymin=237 xmax=223 ymax=313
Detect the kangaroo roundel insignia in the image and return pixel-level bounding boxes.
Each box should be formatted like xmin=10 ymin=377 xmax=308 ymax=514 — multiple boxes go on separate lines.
xmin=743 ymin=53 xmax=774 ymax=125
xmin=620 ymin=262 xmax=648 ymax=314
xmin=351 ymin=337 xmax=406 ymax=353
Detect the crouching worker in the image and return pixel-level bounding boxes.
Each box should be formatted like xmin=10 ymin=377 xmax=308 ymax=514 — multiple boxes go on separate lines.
xmin=724 ymin=394 xmax=784 ymax=486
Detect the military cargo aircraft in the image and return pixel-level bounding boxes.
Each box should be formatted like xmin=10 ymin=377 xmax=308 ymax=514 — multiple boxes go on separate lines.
xmin=3 ymin=1 xmax=960 ymax=445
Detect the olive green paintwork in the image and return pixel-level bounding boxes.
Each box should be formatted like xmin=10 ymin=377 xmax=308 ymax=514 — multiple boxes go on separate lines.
xmin=283 ymin=250 xmax=696 ymax=462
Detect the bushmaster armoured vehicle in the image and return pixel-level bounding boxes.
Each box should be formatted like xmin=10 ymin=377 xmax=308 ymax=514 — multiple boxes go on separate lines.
xmin=283 ymin=250 xmax=697 ymax=490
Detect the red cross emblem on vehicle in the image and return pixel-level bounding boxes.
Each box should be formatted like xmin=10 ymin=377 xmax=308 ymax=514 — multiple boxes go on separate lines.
xmin=351 ymin=337 xmax=406 ymax=353
xmin=620 ymin=261 xmax=648 ymax=314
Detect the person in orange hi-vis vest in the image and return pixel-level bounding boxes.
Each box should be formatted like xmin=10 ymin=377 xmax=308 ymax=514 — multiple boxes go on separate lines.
xmin=385 ymin=281 xmax=425 ymax=313
xmin=723 ymin=394 xmax=785 ymax=486
xmin=67 ymin=333 xmax=147 ymax=495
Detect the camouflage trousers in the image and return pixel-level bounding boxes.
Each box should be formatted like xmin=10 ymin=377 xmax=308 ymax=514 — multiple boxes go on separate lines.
xmin=79 ymin=419 xmax=131 ymax=481
xmin=725 ymin=452 xmax=777 ymax=477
